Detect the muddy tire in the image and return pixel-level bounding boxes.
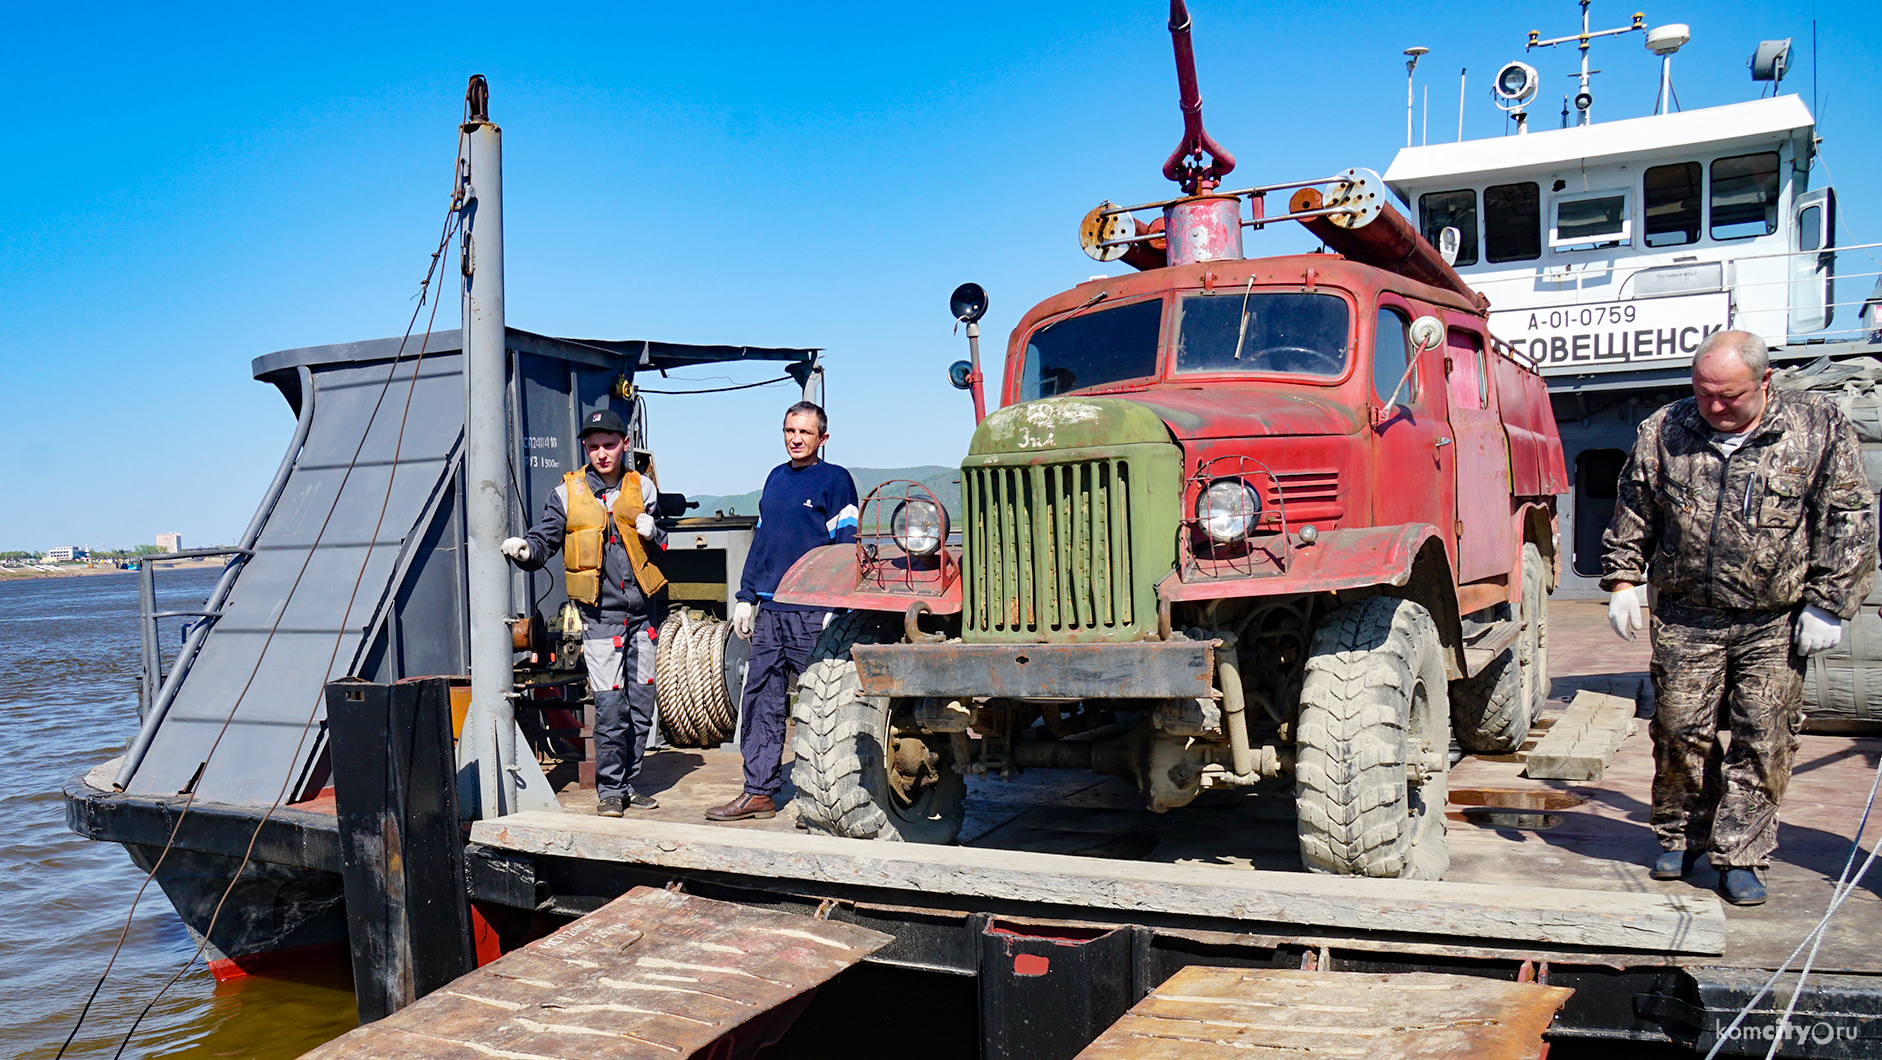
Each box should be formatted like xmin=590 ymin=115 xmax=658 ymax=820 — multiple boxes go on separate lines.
xmin=1518 ymin=542 xmax=1550 ymax=722
xmin=1451 ymin=644 xmax=1524 ymax=754
xmin=791 ymin=612 xmax=965 ymax=843
xmin=1295 ymin=596 xmax=1450 ymax=879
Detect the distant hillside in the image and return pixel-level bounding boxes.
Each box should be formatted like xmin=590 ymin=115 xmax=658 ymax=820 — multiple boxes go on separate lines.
xmin=682 ymin=465 xmax=960 ymax=520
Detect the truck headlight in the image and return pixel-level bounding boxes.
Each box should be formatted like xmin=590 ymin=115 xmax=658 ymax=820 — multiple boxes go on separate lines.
xmin=892 ymin=499 xmax=948 ymax=556
xmin=1197 ymin=479 xmax=1261 ymax=544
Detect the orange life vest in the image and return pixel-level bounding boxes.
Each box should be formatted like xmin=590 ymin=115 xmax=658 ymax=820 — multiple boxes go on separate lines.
xmin=561 ymin=469 xmax=667 ymax=605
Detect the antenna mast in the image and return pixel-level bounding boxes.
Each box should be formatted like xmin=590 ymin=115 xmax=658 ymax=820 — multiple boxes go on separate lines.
xmin=1527 ymin=0 xmax=1645 ymax=126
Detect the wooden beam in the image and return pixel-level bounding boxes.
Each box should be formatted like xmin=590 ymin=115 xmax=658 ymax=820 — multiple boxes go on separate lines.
xmin=471 ymin=813 xmax=1726 ymax=956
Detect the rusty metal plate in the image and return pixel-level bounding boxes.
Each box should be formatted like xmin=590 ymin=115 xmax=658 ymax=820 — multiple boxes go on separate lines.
xmin=298 ymin=886 xmax=891 ymax=1059
xmin=850 ymin=640 xmax=1215 ymax=699
xmin=1075 ymin=967 xmax=1573 ymax=1060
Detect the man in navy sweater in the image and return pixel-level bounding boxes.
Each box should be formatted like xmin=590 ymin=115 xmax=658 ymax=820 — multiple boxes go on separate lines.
xmin=707 ymin=402 xmax=858 ymax=822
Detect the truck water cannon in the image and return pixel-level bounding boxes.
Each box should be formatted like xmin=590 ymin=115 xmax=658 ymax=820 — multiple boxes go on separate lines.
xmin=1161 ymin=0 xmax=1236 ymax=196
xmin=1077 ymin=5 xmax=1483 ymax=308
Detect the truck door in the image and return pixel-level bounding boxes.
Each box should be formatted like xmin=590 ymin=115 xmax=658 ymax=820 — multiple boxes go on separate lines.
xmin=1445 ymin=324 xmax=1515 ymax=583
xmin=1370 ymin=305 xmax=1457 ymax=571
xmin=1789 ymin=187 xmax=1835 ymax=333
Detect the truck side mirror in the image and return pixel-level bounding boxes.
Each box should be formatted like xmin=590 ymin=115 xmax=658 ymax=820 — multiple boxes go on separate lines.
xmin=1437 ymin=227 xmax=1460 ymax=266
xmin=1409 ymin=315 xmax=1445 ymax=352
xmin=948 ymin=361 xmax=975 ymax=390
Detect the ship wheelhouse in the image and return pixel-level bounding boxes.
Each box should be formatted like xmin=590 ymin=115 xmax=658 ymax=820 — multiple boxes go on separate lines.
xmin=1386 ymin=94 xmax=1880 ymax=597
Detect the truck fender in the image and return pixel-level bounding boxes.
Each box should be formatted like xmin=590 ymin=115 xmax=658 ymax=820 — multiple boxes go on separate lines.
xmin=1157 ymin=524 xmax=1469 ymax=680
xmin=1156 ymin=523 xmax=1441 ymax=603
xmin=771 ymin=543 xmax=963 ymax=615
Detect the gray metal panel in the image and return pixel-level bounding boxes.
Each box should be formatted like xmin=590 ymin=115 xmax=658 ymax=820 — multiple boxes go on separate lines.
xmin=128 ymin=354 xmax=466 ymax=803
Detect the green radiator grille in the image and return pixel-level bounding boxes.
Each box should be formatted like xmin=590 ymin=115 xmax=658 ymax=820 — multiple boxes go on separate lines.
xmin=963 ymin=459 xmax=1138 ymax=638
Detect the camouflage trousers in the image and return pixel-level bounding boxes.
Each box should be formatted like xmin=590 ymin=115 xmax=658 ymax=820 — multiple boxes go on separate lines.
xmin=1649 ymin=600 xmax=1806 ymax=869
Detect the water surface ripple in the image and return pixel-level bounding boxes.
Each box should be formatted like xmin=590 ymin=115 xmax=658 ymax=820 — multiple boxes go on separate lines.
xmin=1 ymin=571 xmax=355 ymax=1059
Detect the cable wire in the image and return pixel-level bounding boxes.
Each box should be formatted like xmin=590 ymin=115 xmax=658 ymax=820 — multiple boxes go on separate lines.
xmin=59 ymin=116 xmax=469 ymax=1060
xmin=635 ymin=374 xmax=795 ymax=395
xmin=1702 ymin=750 xmax=1882 ymax=1060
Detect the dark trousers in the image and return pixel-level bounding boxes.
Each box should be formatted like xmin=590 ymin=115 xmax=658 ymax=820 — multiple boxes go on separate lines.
xmin=1649 ymin=600 xmax=1806 ymax=869
xmin=583 ymin=613 xmax=657 ymax=801
xmin=739 ymin=607 xmax=829 ymax=797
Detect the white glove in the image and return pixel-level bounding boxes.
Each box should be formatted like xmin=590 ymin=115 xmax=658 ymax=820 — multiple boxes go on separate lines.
xmin=1608 ymin=588 xmax=1643 ymax=642
xmin=500 ymin=537 xmax=530 ymax=562
xmin=635 ymin=512 xmax=657 ymax=539
xmin=1795 ymin=604 xmax=1842 ymax=657
xmin=732 ymin=601 xmax=754 ymax=639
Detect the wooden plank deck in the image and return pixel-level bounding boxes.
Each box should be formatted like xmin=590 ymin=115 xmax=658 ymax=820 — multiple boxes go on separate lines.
xmin=298 ymin=886 xmax=889 ymax=1059
xmin=1073 ymin=967 xmax=1572 ymax=1060
xmin=524 ymin=599 xmax=1882 ymax=973
xmin=475 ymin=811 xmax=1725 ymax=954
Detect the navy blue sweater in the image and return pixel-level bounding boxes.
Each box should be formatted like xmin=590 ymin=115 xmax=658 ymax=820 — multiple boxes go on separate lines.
xmin=737 ymin=460 xmax=859 ymax=611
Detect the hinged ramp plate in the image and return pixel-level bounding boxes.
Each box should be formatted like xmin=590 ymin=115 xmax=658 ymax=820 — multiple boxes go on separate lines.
xmin=297 ymin=886 xmax=890 ymax=1059
xmin=1077 ymin=967 xmax=1573 ymax=1060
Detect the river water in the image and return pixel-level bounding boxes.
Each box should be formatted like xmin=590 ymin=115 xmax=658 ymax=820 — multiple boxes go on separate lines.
xmin=1 ymin=570 xmax=355 ymax=1059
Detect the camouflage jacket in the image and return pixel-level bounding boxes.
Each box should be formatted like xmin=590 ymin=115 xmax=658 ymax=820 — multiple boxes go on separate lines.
xmin=1601 ymin=389 xmax=1877 ymax=618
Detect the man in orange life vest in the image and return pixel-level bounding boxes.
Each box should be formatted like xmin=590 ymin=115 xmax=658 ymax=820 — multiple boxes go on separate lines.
xmin=502 ymin=409 xmax=668 ymax=817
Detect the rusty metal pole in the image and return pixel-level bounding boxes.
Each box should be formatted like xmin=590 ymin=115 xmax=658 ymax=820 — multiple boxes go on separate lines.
xmin=965 ymin=321 xmax=986 ymax=422
xmin=459 ymin=75 xmax=517 ymax=818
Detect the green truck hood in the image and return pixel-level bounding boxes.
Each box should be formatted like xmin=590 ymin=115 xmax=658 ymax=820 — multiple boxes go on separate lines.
xmin=969 ymin=397 xmax=1175 ymax=456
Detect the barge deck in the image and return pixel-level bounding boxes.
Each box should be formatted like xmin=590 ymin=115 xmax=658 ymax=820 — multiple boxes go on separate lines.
xmin=68 ymin=601 xmax=1882 ymax=1055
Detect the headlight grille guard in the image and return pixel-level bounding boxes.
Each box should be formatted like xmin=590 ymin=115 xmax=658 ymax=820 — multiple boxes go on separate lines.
xmin=1182 ymin=455 xmax=1292 ymax=579
xmin=857 ymin=479 xmax=959 ymax=597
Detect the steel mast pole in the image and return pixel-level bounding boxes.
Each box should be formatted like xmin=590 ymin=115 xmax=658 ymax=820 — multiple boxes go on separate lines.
xmin=459 ymin=75 xmax=516 ymax=818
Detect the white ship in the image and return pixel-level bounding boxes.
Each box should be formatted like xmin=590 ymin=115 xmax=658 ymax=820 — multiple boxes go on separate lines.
xmin=1383 ymin=5 xmax=1881 ymax=599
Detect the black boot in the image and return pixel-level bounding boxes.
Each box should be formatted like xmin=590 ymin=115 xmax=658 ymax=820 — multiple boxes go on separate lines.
xmin=1650 ymin=848 xmax=1705 ymax=880
xmin=1719 ymin=868 xmax=1767 ymax=906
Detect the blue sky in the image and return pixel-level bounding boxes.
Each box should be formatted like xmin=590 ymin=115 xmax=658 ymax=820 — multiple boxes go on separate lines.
xmin=4 ymin=1 xmax=1878 ymax=550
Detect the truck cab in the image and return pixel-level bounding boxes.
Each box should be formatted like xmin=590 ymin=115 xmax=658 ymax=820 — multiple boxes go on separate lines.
xmin=772 ymin=8 xmax=1567 ymax=880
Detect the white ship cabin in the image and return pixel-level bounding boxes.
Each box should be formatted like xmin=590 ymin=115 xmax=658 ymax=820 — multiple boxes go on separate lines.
xmin=1386 ymin=88 xmax=1881 ymax=597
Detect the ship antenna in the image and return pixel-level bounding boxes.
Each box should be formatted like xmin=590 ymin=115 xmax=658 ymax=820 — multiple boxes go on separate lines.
xmin=1160 ymin=0 xmax=1236 ymax=195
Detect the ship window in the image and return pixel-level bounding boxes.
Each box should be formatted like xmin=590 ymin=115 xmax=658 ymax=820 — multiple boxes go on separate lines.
xmin=1710 ymin=152 xmax=1779 ymax=239
xmin=1552 ymin=191 xmax=1630 ymax=249
xmin=1799 ymin=205 xmax=1822 ymax=251
xmin=1419 ymin=190 xmax=1478 ymax=266
xmin=1019 ymin=298 xmax=1162 ymax=399
xmin=1484 ymin=182 xmax=1541 ymax=262
xmin=1643 ymin=162 xmax=1702 ymax=247
xmin=1174 ymin=292 xmax=1349 ymax=377
xmin=1373 ymin=308 xmax=1419 ymax=405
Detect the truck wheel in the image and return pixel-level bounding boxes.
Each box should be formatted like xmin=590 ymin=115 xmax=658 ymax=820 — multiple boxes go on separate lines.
xmin=1450 ymin=644 xmax=1524 ymax=754
xmin=791 ymin=612 xmax=965 ymax=843
xmin=1295 ymin=596 xmax=1450 ymax=879
xmin=1518 ymin=542 xmax=1550 ymax=722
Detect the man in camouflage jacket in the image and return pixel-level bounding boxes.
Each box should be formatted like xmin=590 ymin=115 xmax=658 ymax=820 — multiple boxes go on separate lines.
xmin=1602 ymin=331 xmax=1875 ymax=905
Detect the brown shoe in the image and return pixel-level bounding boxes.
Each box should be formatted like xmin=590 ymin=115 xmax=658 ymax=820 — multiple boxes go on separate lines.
xmin=706 ymin=793 xmax=777 ymax=822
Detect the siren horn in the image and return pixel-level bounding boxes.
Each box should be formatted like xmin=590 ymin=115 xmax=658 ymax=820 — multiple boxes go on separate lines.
xmin=1160 ymin=0 xmax=1236 ymax=195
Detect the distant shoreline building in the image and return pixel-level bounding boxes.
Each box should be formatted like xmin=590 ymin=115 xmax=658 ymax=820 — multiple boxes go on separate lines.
xmin=47 ymin=546 xmax=88 ymax=562
xmin=156 ymin=533 xmax=183 ymax=553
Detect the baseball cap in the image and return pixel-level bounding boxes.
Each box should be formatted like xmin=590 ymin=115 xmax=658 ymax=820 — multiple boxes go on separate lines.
xmin=578 ymin=409 xmax=629 ymax=438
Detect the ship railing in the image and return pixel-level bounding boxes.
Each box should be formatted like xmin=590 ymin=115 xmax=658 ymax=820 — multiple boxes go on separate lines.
xmin=137 ymin=548 xmax=254 ymax=719
xmin=1470 ymin=241 xmax=1882 ymax=347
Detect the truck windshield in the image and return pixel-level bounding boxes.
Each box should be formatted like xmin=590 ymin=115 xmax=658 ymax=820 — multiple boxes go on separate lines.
xmin=1174 ymin=292 xmax=1349 ymax=377
xmin=1019 ymin=299 xmax=1163 ymax=399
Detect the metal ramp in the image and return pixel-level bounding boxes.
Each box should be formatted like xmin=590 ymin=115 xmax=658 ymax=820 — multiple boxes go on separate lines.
xmin=296 ymin=886 xmax=890 ymax=1059
xmin=1076 ymin=967 xmax=1573 ymax=1060
xmin=115 ymin=329 xmax=824 ymax=808
xmin=124 ymin=350 xmax=466 ymax=804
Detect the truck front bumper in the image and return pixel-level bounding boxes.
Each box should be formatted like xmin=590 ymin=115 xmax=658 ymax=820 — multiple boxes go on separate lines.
xmin=848 ymin=641 xmax=1216 ymax=700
